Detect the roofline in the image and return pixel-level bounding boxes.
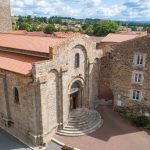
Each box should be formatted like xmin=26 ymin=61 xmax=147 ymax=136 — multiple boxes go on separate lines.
xmin=111 ymin=34 xmax=150 ymax=50
xmin=0 ymin=46 xmax=49 ymax=58
xmin=0 ymin=31 xmax=78 ymax=38
xmin=0 ymin=67 xmax=32 ymax=77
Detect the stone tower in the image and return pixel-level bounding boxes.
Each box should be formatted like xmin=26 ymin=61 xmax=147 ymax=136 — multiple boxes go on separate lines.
xmin=0 ymin=0 xmax=12 ymax=32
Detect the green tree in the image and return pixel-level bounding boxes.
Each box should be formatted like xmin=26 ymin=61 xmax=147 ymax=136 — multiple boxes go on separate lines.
xmin=85 ymin=25 xmax=94 ymax=35
xmin=17 ymin=22 xmax=31 ymax=31
xmin=93 ymin=20 xmax=118 ymax=36
xmin=131 ymin=26 xmax=137 ymax=31
xmin=43 ymin=24 xmax=57 ymax=34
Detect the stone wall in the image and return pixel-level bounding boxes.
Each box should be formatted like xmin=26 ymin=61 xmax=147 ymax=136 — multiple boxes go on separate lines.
xmin=99 ymin=36 xmax=150 ymax=117
xmin=0 ymin=69 xmax=42 ymax=146
xmin=32 ymin=34 xmax=101 ymax=145
xmin=0 ymin=34 xmax=102 ymax=148
xmin=112 ymin=36 xmax=150 ymax=107
xmin=0 ymin=0 xmax=12 ymax=32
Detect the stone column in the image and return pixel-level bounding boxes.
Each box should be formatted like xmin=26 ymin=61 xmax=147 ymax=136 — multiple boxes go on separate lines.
xmin=28 ymin=82 xmax=44 ymax=146
xmin=89 ymin=62 xmax=95 ymax=109
xmin=81 ymin=86 xmax=84 ymax=108
xmin=58 ymin=69 xmax=63 ymax=129
xmin=84 ymin=59 xmax=90 ymax=108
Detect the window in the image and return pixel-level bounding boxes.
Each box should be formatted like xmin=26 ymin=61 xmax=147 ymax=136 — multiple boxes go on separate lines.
xmin=132 ymin=90 xmax=142 ymax=101
xmin=14 ymin=87 xmax=19 ymax=104
xmin=137 ymin=55 xmax=143 ymax=65
xmin=133 ymin=53 xmax=146 ymax=67
xmin=75 ymin=53 xmax=80 ymax=68
xmin=132 ymin=72 xmax=143 ymax=84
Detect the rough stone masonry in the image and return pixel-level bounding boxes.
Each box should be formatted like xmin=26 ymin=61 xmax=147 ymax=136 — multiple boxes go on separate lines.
xmin=0 ymin=0 xmax=12 ymax=32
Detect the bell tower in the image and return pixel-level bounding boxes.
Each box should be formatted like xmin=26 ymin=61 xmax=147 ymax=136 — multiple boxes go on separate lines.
xmin=0 ymin=0 xmax=12 ymax=32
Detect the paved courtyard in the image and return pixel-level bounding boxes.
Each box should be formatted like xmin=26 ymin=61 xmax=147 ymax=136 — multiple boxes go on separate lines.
xmin=0 ymin=128 xmax=61 ymax=150
xmin=55 ymin=105 xmax=150 ymax=150
xmin=0 ymin=128 xmax=30 ymax=150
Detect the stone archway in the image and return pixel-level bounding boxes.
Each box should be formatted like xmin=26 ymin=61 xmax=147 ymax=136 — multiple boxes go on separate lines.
xmin=69 ymin=81 xmax=83 ymax=110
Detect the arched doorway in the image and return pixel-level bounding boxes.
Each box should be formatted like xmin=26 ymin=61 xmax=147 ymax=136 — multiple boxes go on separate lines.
xmin=69 ymin=81 xmax=83 ymax=110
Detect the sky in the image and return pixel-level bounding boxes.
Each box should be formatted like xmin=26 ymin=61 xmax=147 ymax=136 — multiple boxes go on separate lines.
xmin=10 ymin=0 xmax=150 ymax=21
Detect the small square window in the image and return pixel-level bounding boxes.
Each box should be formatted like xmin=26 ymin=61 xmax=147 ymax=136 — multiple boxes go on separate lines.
xmin=132 ymin=90 xmax=141 ymax=101
xmin=132 ymin=72 xmax=143 ymax=84
xmin=133 ymin=53 xmax=146 ymax=67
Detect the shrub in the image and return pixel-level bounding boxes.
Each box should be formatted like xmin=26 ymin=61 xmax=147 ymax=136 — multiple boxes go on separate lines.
xmin=131 ymin=116 xmax=149 ymax=127
xmin=43 ymin=24 xmax=57 ymax=34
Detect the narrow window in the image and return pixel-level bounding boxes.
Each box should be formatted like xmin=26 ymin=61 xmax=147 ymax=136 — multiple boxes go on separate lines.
xmin=14 ymin=87 xmax=19 ymax=104
xmin=75 ymin=53 xmax=80 ymax=68
xmin=136 ymin=55 xmax=143 ymax=65
xmin=140 ymin=55 xmax=144 ymax=65
xmin=137 ymin=55 xmax=140 ymax=64
xmin=132 ymin=72 xmax=143 ymax=84
xmin=134 ymin=53 xmax=146 ymax=67
xmin=138 ymin=74 xmax=142 ymax=82
xmin=132 ymin=90 xmax=141 ymax=101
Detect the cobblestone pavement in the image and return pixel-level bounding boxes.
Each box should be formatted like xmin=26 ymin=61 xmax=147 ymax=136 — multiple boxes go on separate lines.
xmin=55 ymin=105 xmax=150 ymax=150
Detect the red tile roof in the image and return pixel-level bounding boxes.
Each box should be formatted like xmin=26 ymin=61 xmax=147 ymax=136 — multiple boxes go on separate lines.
xmin=0 ymin=32 xmax=77 ymax=54
xmin=101 ymin=33 xmax=138 ymax=43
xmin=0 ymin=51 xmax=47 ymax=76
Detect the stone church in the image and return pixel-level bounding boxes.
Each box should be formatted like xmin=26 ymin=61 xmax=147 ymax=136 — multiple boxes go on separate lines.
xmin=0 ymin=0 xmax=150 ymax=149
xmin=0 ymin=31 xmax=103 ymax=147
xmin=0 ymin=0 xmax=103 ymax=147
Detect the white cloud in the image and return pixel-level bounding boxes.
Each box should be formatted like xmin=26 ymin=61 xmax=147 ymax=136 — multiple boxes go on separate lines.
xmin=10 ymin=0 xmax=150 ymax=20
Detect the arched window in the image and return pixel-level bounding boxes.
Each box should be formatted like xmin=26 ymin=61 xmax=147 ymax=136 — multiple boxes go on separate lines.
xmin=14 ymin=87 xmax=19 ymax=104
xmin=75 ymin=53 xmax=80 ymax=68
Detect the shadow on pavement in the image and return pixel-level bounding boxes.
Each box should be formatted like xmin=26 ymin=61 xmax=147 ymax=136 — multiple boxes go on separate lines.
xmin=88 ymin=105 xmax=146 ymax=141
xmin=0 ymin=128 xmax=30 ymax=150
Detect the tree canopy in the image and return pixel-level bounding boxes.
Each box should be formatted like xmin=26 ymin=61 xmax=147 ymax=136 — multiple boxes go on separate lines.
xmin=43 ymin=24 xmax=57 ymax=34
xmin=93 ymin=20 xmax=118 ymax=36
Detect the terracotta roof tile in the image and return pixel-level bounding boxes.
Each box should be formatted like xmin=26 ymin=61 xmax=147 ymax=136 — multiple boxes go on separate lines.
xmin=0 ymin=51 xmax=47 ymax=76
xmin=0 ymin=32 xmax=76 ymax=54
xmin=101 ymin=33 xmax=138 ymax=43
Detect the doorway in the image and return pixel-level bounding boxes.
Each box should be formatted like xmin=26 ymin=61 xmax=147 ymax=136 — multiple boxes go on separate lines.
xmin=70 ymin=93 xmax=78 ymax=110
xmin=69 ymin=81 xmax=82 ymax=110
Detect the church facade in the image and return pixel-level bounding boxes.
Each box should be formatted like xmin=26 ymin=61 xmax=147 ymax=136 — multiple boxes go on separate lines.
xmin=0 ymin=0 xmax=150 ymax=149
xmin=0 ymin=32 xmax=102 ymax=147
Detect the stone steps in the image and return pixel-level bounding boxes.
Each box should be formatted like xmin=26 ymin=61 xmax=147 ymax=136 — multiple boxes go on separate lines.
xmin=69 ymin=111 xmax=95 ymax=123
xmin=64 ymin=115 xmax=100 ymax=131
xmin=68 ymin=112 xmax=98 ymax=126
xmin=57 ymin=108 xmax=103 ymax=136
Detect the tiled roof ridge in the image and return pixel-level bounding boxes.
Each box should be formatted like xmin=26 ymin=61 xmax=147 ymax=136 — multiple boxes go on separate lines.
xmin=0 ymin=31 xmax=78 ymax=38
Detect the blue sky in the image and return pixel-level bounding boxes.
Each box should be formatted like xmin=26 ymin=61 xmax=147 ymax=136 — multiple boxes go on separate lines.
xmin=10 ymin=0 xmax=150 ymax=21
